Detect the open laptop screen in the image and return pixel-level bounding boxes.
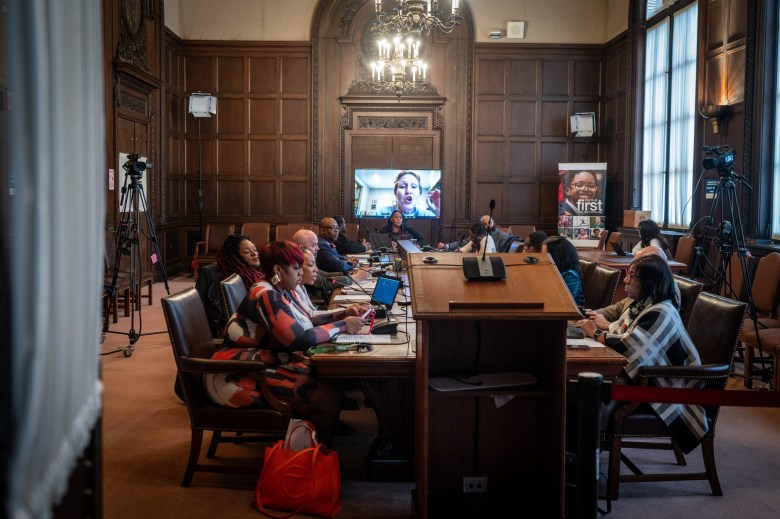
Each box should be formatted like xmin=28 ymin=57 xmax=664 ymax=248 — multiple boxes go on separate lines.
xmin=371 ymin=275 xmax=402 ymax=308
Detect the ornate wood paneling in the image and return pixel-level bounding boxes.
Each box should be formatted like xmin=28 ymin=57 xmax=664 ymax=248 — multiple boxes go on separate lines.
xmin=473 ymin=45 xmax=604 ymax=233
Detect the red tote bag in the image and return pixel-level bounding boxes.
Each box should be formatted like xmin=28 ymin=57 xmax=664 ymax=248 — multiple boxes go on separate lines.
xmin=255 ymin=441 xmax=343 ymax=518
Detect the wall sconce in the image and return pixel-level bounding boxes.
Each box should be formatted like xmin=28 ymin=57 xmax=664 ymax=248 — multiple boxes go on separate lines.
xmin=699 ymin=104 xmax=730 ymax=134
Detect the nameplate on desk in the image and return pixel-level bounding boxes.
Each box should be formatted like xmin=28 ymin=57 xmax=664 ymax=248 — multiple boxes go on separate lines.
xmin=332 ymin=334 xmax=394 ymax=344
xmin=448 ymin=301 xmax=544 ymax=309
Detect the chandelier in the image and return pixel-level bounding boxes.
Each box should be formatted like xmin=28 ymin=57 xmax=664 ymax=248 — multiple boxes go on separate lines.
xmin=368 ymin=1 xmax=461 ymax=97
xmin=372 ymin=0 xmax=462 ymax=38
xmin=371 ymin=34 xmax=428 ymax=97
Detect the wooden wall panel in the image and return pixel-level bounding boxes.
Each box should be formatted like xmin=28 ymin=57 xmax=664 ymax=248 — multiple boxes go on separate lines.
xmin=218 ymin=98 xmax=246 ymax=134
xmin=603 ymin=34 xmax=627 ymax=230
xmin=217 ymin=180 xmax=245 ymax=216
xmin=249 ymin=180 xmax=277 ymax=217
xmin=217 ymin=57 xmax=244 ymax=93
xmin=281 ymin=140 xmax=308 ymax=176
xmin=217 ymin=139 xmax=245 ymax=176
xmin=250 ymin=99 xmax=277 ymax=134
xmin=249 ymin=140 xmax=276 ymax=176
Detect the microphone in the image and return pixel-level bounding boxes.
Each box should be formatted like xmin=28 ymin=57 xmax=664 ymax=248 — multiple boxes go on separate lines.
xmin=462 ymin=199 xmax=506 ymax=281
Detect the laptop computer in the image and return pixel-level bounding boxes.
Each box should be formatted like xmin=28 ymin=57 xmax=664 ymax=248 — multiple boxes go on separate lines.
xmin=611 ymin=242 xmax=633 ymax=257
xmin=369 ymin=233 xmax=394 ymax=251
xmin=370 ymin=274 xmax=402 ymax=308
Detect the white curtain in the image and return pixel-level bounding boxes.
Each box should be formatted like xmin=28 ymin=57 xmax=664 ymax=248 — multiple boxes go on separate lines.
xmin=773 ymin=5 xmax=780 ymax=239
xmin=642 ymin=19 xmax=670 ymax=222
xmin=6 ymin=1 xmax=105 ymax=518
xmin=667 ymin=3 xmax=698 ymax=228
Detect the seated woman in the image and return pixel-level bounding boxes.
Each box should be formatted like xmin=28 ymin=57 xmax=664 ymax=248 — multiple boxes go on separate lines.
xmin=542 ymin=235 xmax=585 ymax=307
xmin=292 ymin=248 xmax=369 ymax=318
xmin=632 ymin=219 xmax=673 ymax=259
xmin=204 ymin=241 xmax=366 ymax=443
xmin=216 ymin=233 xmax=264 ymax=288
xmin=378 ymin=210 xmax=426 ymax=246
xmin=523 ymin=231 xmax=548 ymax=253
xmin=577 ymin=254 xmax=706 ymax=453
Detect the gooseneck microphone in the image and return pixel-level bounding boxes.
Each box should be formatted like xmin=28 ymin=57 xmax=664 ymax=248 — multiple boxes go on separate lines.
xmin=462 ymin=199 xmax=506 ymax=281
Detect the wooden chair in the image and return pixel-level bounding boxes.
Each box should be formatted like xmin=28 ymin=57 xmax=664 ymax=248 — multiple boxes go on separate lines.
xmin=192 ymin=223 xmax=235 ymax=278
xmin=740 ymin=252 xmax=780 ymax=387
xmin=673 ymin=235 xmax=696 ymax=276
xmin=161 ymin=288 xmax=290 ymax=487
xmin=103 ymin=230 xmax=130 ymax=324
xmin=604 ymin=292 xmax=746 ymax=500
xmin=275 ymin=223 xmax=317 ymax=242
xmin=219 ymin=273 xmax=248 ymax=319
xmin=512 ymin=225 xmax=535 ymax=241
xmin=605 ymin=231 xmax=623 ymax=253
xmin=718 ymin=250 xmax=756 ymax=302
xmin=239 ymin=222 xmax=270 ymax=245
xmin=673 ymin=275 xmax=703 ymax=328
xmin=583 ymin=263 xmax=621 ymax=310
xmin=596 ymin=229 xmax=609 ymax=251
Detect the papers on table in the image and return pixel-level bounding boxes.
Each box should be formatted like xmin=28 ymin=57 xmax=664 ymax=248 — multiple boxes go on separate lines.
xmin=429 ymin=371 xmax=537 ymax=391
xmin=566 ymin=338 xmax=604 ymax=348
xmin=332 ymin=294 xmax=372 ymax=302
xmin=332 ymin=334 xmax=394 ymax=344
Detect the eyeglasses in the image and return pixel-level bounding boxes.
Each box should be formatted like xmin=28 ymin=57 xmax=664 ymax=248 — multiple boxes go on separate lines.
xmin=572 ymin=182 xmax=597 ymax=190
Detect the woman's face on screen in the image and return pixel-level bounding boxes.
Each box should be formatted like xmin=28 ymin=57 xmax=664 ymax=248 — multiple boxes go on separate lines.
xmin=395 ymin=173 xmax=421 ymax=214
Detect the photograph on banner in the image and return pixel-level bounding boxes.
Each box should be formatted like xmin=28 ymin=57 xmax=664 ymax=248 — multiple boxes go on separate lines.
xmin=557 ymin=163 xmax=607 ymax=248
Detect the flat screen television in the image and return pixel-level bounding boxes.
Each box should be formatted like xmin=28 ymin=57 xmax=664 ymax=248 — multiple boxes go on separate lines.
xmin=354 ymin=169 xmax=442 ymax=219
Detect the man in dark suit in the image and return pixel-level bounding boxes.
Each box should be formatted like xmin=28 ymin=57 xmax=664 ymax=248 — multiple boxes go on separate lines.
xmin=332 ymin=215 xmax=368 ymax=255
xmin=316 ymin=217 xmax=368 ymax=278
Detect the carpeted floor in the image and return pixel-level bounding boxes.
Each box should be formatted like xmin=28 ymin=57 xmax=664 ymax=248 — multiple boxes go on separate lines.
xmin=101 ymin=279 xmax=780 ymax=518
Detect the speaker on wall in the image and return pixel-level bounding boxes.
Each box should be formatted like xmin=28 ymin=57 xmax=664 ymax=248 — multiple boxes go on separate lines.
xmin=507 ymin=21 xmax=526 ymax=39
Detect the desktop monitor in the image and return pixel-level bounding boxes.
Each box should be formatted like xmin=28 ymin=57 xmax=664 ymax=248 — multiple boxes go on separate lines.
xmin=354 ymin=169 xmax=442 ymax=219
xmin=371 ymin=275 xmax=402 ymax=308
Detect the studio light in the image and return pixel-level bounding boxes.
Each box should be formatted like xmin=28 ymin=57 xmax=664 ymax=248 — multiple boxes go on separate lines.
xmin=188 ymin=93 xmax=217 ymax=241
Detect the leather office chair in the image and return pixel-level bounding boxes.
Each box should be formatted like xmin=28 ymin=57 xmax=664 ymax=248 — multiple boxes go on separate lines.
xmin=740 ymin=252 xmax=780 ymax=388
xmin=161 ymin=288 xmax=290 ymax=487
xmin=220 ymin=273 xmax=248 ymax=320
xmin=605 ymin=231 xmax=623 ymax=253
xmin=673 ymin=235 xmax=696 ymax=276
xmin=192 ymin=223 xmax=235 ymax=280
xmin=239 ymin=222 xmax=270 ymax=245
xmin=583 ymin=263 xmax=620 ymax=310
xmin=673 ymin=275 xmax=703 ymax=328
xmin=604 ymin=292 xmax=746 ymax=500
xmin=578 ymin=258 xmax=597 ymax=292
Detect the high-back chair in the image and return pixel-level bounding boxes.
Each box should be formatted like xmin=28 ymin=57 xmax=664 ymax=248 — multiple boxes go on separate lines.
xmin=673 ymin=275 xmax=703 ymax=327
xmin=583 ymin=264 xmax=621 ymax=310
xmin=240 ymin=222 xmax=271 ymax=245
xmin=604 ymin=292 xmax=746 ymax=500
xmin=275 ymin=223 xmax=318 ymax=242
xmin=578 ymin=258 xmax=597 ymax=292
xmin=219 ymin=273 xmax=248 ymax=320
xmin=161 ymin=288 xmax=290 ymax=487
xmin=605 ymin=231 xmax=623 ymax=253
xmin=673 ymin=235 xmax=696 ymax=276
xmin=740 ymin=252 xmax=780 ymax=387
xmin=718 ymin=250 xmax=756 ymax=301
xmin=192 ymin=223 xmax=235 ymax=278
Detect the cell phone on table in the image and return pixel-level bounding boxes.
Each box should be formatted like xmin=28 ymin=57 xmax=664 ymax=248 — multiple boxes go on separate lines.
xmin=361 ymin=308 xmax=375 ymax=319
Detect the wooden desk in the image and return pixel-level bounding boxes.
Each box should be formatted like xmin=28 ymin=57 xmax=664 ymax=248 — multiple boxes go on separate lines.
xmin=578 ymin=248 xmax=687 ymax=272
xmin=566 ymin=346 xmax=626 ymax=379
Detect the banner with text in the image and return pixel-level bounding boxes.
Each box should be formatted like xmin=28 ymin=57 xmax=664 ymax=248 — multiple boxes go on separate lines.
xmin=557 ymin=163 xmax=607 ymax=248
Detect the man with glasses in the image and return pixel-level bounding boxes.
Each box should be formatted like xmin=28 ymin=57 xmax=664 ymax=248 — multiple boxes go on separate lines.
xmin=316 ymin=217 xmax=366 ymax=276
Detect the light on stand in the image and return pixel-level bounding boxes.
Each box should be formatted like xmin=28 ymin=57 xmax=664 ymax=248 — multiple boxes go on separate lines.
xmin=188 ymin=93 xmax=217 ymax=242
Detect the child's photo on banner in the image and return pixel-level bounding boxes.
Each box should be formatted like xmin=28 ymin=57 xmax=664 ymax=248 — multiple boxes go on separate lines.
xmin=557 ymin=163 xmax=607 ymax=248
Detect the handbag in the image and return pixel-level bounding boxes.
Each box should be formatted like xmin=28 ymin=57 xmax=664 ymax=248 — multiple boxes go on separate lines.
xmin=255 ymin=422 xmax=343 ymax=518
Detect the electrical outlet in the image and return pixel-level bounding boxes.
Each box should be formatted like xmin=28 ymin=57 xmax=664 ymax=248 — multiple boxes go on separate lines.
xmin=462 ymin=475 xmax=488 ymax=494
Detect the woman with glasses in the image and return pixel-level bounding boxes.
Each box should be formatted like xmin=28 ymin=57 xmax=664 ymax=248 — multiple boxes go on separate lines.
xmin=577 ymin=254 xmax=705 ymax=453
xmin=558 ymin=170 xmax=600 ymax=216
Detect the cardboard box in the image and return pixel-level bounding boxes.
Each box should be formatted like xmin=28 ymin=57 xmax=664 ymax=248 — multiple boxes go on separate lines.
xmin=623 ymin=210 xmax=652 ymax=228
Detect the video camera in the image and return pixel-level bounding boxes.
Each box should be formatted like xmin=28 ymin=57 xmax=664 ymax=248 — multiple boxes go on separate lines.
xmin=702 ymin=145 xmax=736 ymax=174
xmin=123 ymin=153 xmax=152 ymax=180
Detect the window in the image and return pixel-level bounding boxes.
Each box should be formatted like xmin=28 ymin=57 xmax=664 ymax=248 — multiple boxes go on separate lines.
xmin=641 ymin=2 xmax=698 ymax=228
xmin=773 ymin=6 xmax=780 ymax=239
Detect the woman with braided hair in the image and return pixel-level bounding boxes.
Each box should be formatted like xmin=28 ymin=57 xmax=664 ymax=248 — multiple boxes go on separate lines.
xmin=216 ymin=233 xmax=264 ymax=289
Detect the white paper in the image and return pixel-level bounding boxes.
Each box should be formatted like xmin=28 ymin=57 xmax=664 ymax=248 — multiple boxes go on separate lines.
xmin=332 ymin=294 xmax=372 ymax=301
xmin=332 ymin=334 xmax=393 ymax=344
xmin=566 ymin=338 xmax=604 ymax=348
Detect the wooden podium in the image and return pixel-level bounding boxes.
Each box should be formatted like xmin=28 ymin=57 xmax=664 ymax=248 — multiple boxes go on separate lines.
xmin=407 ymin=252 xmax=579 ymax=518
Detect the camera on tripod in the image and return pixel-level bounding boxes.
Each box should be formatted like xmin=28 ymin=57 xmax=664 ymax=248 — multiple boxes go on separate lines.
xmin=702 ymin=145 xmax=736 ymax=174
xmin=123 ymin=153 xmax=152 ymax=180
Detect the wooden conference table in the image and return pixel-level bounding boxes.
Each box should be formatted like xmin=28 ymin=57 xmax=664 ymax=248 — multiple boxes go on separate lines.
xmin=310 ymin=263 xmax=627 ymax=482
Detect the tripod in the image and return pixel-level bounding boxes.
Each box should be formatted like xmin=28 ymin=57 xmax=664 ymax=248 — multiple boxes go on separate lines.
xmin=104 ymin=154 xmax=170 ymax=357
xmin=690 ymin=145 xmax=767 ymax=385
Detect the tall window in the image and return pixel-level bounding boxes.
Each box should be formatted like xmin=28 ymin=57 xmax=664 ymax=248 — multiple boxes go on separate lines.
xmin=641 ymin=2 xmax=698 ymax=228
xmin=773 ymin=6 xmax=780 ymax=239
